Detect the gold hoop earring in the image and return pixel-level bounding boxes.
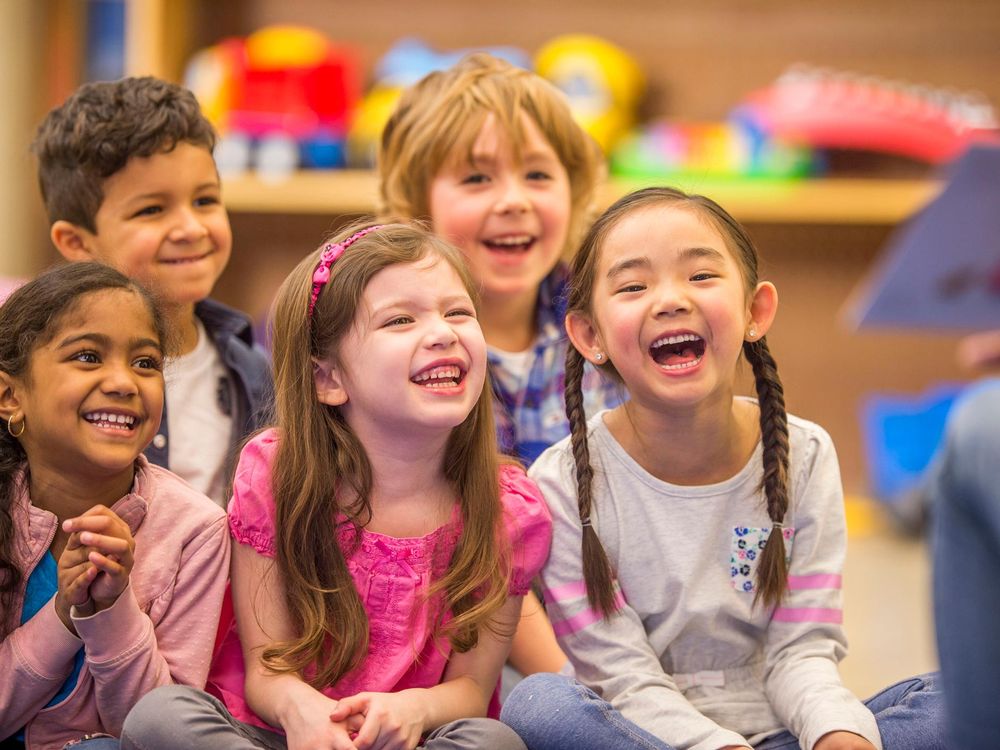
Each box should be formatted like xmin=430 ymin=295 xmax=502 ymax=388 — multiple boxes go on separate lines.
xmin=7 ymin=414 xmax=25 ymax=438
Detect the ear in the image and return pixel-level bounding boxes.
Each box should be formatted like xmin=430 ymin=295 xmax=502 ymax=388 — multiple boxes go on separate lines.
xmin=565 ymin=310 xmax=606 ymax=365
xmin=313 ymin=357 xmax=348 ymax=407
xmin=746 ymin=281 xmax=778 ymax=341
xmin=51 ymin=220 xmax=98 ymax=261
xmin=0 ymin=371 xmax=23 ymax=422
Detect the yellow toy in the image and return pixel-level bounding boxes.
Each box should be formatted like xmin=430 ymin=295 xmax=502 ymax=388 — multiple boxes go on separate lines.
xmin=534 ymin=34 xmax=645 ymax=153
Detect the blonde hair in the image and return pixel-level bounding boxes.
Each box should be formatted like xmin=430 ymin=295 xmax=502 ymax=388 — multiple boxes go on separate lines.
xmin=378 ymin=52 xmax=603 ymax=256
xmin=565 ymin=188 xmax=791 ymax=615
xmin=264 ymin=221 xmax=512 ymax=687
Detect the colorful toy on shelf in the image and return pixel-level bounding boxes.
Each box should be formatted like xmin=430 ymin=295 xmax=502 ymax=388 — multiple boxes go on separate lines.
xmin=610 ymin=118 xmax=815 ymax=180
xmin=534 ymin=34 xmax=644 ymax=154
xmin=735 ymin=64 xmax=1000 ymax=164
xmin=346 ymin=38 xmax=530 ymax=169
xmin=184 ymin=25 xmax=362 ymax=176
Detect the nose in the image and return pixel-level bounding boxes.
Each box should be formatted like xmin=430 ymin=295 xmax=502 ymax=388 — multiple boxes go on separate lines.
xmin=101 ymin=361 xmax=140 ymax=397
xmin=653 ymin=282 xmax=690 ymax=317
xmin=425 ymin=316 xmax=460 ymax=349
xmin=493 ymin=176 xmax=530 ymax=215
xmin=168 ymin=206 xmax=210 ymax=243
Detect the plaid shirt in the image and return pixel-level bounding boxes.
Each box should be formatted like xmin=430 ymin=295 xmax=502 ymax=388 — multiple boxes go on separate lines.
xmin=489 ymin=265 xmax=623 ymax=465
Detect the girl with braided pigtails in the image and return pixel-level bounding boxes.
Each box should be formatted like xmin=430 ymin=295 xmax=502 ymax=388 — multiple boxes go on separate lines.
xmin=499 ymin=188 xmax=946 ymax=750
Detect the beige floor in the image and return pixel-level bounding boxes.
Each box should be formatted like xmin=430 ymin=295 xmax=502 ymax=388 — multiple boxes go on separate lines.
xmin=838 ymin=500 xmax=938 ymax=698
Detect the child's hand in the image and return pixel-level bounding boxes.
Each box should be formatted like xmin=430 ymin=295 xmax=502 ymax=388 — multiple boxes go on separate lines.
xmin=61 ymin=505 xmax=135 ymax=611
xmin=54 ymin=530 xmax=101 ymax=632
xmin=814 ymin=731 xmax=878 ymax=750
xmin=281 ymin=690 xmax=363 ymax=750
xmin=329 ymin=690 xmax=425 ymax=750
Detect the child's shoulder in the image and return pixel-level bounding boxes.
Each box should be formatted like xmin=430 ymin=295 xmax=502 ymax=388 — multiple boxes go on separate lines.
xmin=195 ymin=297 xmax=254 ymax=340
xmin=786 ymin=411 xmax=836 ymax=453
xmin=137 ymin=456 xmax=226 ymax=523
xmin=498 ymin=463 xmax=552 ymax=531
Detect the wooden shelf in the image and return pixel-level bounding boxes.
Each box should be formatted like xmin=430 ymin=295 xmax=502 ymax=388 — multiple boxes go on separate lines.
xmin=219 ymin=170 xmax=942 ymax=225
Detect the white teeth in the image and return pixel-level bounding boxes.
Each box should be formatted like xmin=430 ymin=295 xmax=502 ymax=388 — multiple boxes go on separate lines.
xmin=85 ymin=412 xmax=136 ymax=426
xmin=412 ymin=365 xmax=462 ymax=383
xmin=651 ymin=333 xmax=702 ymax=349
xmin=659 ymin=359 xmax=701 ymax=371
xmin=487 ymin=235 xmax=532 ymax=246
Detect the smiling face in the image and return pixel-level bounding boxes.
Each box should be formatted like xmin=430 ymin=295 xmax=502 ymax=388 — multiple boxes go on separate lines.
xmin=11 ymin=288 xmax=164 ymax=487
xmin=568 ymin=205 xmax=775 ymax=414
xmin=314 ymin=255 xmax=488 ymax=446
xmin=428 ymin=113 xmax=571 ymax=308
xmin=73 ymin=142 xmax=231 ymax=309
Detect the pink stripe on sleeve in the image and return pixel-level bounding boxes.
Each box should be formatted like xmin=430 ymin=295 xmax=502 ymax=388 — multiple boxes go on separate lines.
xmin=772 ymin=607 xmax=843 ymax=624
xmin=542 ymin=581 xmax=589 ymax=603
xmin=550 ymin=591 xmax=626 ymax=637
xmin=787 ymin=573 xmax=842 ymax=590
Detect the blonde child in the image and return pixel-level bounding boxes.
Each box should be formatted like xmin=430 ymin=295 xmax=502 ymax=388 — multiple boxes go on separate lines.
xmin=379 ymin=51 xmax=620 ymax=676
xmin=500 ymin=188 xmax=946 ymax=750
xmin=32 ymin=76 xmax=272 ymax=507
xmin=0 ymin=263 xmax=229 ymax=750
xmin=120 ymin=223 xmax=550 ymax=750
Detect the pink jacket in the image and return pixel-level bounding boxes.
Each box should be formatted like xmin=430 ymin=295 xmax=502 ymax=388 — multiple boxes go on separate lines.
xmin=0 ymin=456 xmax=230 ymax=749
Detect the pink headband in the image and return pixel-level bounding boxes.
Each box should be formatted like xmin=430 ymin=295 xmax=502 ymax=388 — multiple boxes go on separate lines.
xmin=308 ymin=225 xmax=385 ymax=318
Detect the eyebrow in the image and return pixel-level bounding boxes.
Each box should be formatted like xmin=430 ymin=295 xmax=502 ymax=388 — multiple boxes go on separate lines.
xmin=468 ymin=147 xmax=556 ymax=168
xmin=128 ymin=181 xmax=221 ymax=202
xmin=370 ymin=294 xmax=473 ymax=316
xmin=605 ymin=247 xmax=727 ymax=279
xmin=57 ymin=332 xmax=163 ymax=351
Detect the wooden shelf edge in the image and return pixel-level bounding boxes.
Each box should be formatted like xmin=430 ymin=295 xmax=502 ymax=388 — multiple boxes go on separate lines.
xmin=220 ymin=170 xmax=942 ymax=225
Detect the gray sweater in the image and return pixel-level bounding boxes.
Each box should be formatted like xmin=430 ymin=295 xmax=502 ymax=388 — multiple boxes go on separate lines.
xmin=529 ymin=410 xmax=881 ymax=750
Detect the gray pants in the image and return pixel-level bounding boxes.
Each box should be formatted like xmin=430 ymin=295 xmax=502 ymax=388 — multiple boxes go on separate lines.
xmin=121 ymin=685 xmax=526 ymax=750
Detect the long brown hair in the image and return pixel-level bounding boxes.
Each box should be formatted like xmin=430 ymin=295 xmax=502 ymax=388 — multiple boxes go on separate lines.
xmin=264 ymin=221 xmax=512 ymax=688
xmin=0 ymin=263 xmax=167 ymax=639
xmin=565 ymin=187 xmax=791 ymax=615
xmin=377 ymin=52 xmax=603 ymax=257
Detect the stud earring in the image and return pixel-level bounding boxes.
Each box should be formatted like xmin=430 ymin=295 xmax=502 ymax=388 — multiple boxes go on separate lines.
xmin=593 ymin=352 xmax=605 ymax=362
xmin=747 ymin=325 xmax=757 ymax=340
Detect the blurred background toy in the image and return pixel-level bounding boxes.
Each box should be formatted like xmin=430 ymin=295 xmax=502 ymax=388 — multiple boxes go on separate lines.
xmin=610 ymin=117 xmax=815 ymax=180
xmin=184 ymin=25 xmax=362 ymax=177
xmin=534 ymin=34 xmax=644 ymax=155
xmin=735 ymin=64 xmax=1000 ymax=165
xmin=345 ymin=38 xmax=529 ymax=168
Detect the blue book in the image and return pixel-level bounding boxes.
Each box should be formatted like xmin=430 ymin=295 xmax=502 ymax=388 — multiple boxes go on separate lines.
xmin=845 ymin=144 xmax=1000 ymax=331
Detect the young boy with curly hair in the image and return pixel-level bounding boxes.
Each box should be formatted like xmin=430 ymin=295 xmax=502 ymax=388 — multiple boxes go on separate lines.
xmin=32 ymin=76 xmax=272 ymax=506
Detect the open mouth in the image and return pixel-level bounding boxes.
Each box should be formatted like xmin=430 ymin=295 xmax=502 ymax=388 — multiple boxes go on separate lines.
xmin=650 ymin=333 xmax=706 ymax=370
xmin=483 ymin=235 xmax=535 ymax=254
xmin=84 ymin=411 xmax=138 ymax=431
xmin=411 ymin=364 xmax=466 ymax=389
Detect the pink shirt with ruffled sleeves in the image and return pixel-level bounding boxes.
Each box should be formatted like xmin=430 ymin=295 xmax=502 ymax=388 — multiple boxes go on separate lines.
xmin=207 ymin=428 xmax=552 ymax=731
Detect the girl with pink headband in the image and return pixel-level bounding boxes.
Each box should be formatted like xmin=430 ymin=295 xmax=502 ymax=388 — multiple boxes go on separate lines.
xmin=121 ymin=222 xmax=551 ymax=750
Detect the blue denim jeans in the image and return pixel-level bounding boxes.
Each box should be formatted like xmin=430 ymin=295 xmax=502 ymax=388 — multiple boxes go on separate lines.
xmin=501 ymin=672 xmax=946 ymax=749
xmin=930 ymin=379 xmax=1000 ymax=750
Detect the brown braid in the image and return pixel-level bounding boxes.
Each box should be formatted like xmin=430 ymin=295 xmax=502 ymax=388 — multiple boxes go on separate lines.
xmin=564 ymin=346 xmax=618 ymax=616
xmin=743 ymin=337 xmax=791 ymax=609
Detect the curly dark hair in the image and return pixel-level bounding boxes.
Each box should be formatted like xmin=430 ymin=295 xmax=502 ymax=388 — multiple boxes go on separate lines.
xmin=31 ymin=76 xmax=216 ymax=232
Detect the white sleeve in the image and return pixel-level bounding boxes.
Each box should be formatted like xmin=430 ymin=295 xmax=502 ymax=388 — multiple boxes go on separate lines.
xmin=530 ymin=448 xmax=751 ymax=750
xmin=762 ymin=427 xmax=882 ymax=750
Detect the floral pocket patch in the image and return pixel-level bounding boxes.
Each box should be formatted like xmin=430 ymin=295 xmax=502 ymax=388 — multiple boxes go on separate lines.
xmin=730 ymin=525 xmax=795 ymax=593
